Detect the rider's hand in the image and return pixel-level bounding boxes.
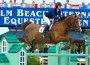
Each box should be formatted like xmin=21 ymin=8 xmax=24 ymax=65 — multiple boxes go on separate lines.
xmin=57 ymin=15 xmax=59 ymax=17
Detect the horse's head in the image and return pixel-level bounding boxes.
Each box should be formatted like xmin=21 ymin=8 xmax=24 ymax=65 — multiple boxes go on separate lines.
xmin=66 ymin=14 xmax=82 ymax=32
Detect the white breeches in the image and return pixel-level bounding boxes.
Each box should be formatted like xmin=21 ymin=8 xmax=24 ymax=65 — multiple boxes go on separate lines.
xmin=39 ymin=14 xmax=54 ymax=33
xmin=43 ymin=14 xmax=51 ymax=26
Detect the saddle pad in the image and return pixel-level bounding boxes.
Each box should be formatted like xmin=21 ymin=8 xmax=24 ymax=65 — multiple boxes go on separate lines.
xmin=39 ymin=26 xmax=45 ymax=33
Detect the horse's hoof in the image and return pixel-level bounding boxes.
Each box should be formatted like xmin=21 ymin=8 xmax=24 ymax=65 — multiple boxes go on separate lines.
xmin=61 ymin=46 xmax=70 ymax=50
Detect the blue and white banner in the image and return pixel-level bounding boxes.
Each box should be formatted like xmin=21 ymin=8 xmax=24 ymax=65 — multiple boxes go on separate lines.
xmin=0 ymin=8 xmax=90 ymax=28
xmin=0 ymin=8 xmax=50 ymax=26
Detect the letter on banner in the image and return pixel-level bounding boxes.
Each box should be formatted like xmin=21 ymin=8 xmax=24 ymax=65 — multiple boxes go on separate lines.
xmin=17 ymin=9 xmax=24 ymax=16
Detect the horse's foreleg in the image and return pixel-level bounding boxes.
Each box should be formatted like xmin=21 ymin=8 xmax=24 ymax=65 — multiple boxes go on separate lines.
xmin=31 ymin=44 xmax=34 ymax=53
xmin=69 ymin=38 xmax=74 ymax=50
xmin=61 ymin=37 xmax=70 ymax=50
xmin=61 ymin=43 xmax=70 ymax=50
xmin=62 ymin=38 xmax=74 ymax=50
xmin=30 ymin=41 xmax=37 ymax=53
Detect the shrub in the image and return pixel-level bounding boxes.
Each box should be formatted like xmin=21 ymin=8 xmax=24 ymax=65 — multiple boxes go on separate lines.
xmin=27 ymin=56 xmax=41 ymax=65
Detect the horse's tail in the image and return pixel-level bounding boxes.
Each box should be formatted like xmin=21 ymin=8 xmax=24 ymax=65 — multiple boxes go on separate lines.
xmin=22 ymin=22 xmax=32 ymax=31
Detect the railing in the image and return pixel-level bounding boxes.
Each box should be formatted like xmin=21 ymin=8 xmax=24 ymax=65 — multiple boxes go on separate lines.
xmin=27 ymin=53 xmax=89 ymax=56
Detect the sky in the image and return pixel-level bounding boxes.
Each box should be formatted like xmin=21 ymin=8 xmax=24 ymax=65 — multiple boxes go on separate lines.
xmin=0 ymin=0 xmax=90 ymax=35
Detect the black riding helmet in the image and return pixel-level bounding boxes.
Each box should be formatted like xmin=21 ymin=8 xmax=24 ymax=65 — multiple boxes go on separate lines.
xmin=55 ymin=2 xmax=62 ymax=8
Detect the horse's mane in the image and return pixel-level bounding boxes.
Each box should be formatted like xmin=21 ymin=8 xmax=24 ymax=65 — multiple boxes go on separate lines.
xmin=57 ymin=16 xmax=66 ymax=22
xmin=58 ymin=15 xmax=72 ymax=22
xmin=22 ymin=22 xmax=32 ymax=31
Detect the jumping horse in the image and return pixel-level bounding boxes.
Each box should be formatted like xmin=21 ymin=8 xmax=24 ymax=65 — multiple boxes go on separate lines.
xmin=22 ymin=14 xmax=81 ymax=51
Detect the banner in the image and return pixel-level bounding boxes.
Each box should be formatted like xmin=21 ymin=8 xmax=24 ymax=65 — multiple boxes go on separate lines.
xmin=0 ymin=8 xmax=51 ymax=26
xmin=0 ymin=8 xmax=90 ymax=28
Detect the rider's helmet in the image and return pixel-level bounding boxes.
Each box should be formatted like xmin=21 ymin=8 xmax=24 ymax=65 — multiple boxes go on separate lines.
xmin=55 ymin=2 xmax=62 ymax=8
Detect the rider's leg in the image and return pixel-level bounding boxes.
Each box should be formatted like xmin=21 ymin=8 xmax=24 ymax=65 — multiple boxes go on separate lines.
xmin=41 ymin=14 xmax=51 ymax=38
xmin=43 ymin=14 xmax=50 ymax=26
xmin=49 ymin=19 xmax=54 ymax=30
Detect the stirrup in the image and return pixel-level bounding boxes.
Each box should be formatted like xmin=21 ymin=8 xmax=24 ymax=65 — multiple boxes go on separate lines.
xmin=41 ymin=33 xmax=46 ymax=38
xmin=43 ymin=35 xmax=46 ymax=38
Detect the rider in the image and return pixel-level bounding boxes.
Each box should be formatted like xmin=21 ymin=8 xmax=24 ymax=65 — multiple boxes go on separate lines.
xmin=42 ymin=2 xmax=62 ymax=37
xmin=43 ymin=2 xmax=62 ymax=26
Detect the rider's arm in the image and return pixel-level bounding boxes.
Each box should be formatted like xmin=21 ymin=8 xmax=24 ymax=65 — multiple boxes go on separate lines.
xmin=52 ymin=10 xmax=59 ymax=20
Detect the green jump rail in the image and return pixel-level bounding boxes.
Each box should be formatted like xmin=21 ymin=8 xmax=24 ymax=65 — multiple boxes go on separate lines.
xmin=27 ymin=53 xmax=89 ymax=56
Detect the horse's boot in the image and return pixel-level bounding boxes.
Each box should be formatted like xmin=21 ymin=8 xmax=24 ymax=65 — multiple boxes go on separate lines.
xmin=42 ymin=33 xmax=46 ymax=38
xmin=41 ymin=33 xmax=46 ymax=38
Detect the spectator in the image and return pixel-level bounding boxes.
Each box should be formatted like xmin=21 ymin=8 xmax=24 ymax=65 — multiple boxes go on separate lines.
xmin=87 ymin=3 xmax=90 ymax=9
xmin=79 ymin=2 xmax=87 ymax=9
xmin=21 ymin=0 xmax=25 ymax=4
xmin=12 ymin=0 xmax=21 ymax=8
xmin=32 ymin=1 xmax=35 ymax=4
xmin=31 ymin=1 xmax=35 ymax=8
xmin=0 ymin=0 xmax=7 ymax=7
xmin=2 ymin=0 xmax=6 ymax=4
xmin=9 ymin=0 xmax=12 ymax=3
xmin=42 ymin=0 xmax=45 ymax=4
xmin=53 ymin=0 xmax=56 ymax=4
xmin=14 ymin=0 xmax=16 ymax=3
xmin=63 ymin=0 xmax=72 ymax=9
xmin=50 ymin=0 xmax=55 ymax=8
xmin=51 ymin=0 xmax=56 ymax=4
xmin=20 ymin=0 xmax=28 ymax=8
xmin=42 ymin=0 xmax=46 ymax=8
xmin=9 ymin=0 xmax=13 ymax=7
xmin=2 ymin=0 xmax=4 ymax=3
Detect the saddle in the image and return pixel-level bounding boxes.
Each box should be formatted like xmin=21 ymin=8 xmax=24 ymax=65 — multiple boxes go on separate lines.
xmin=39 ymin=24 xmax=49 ymax=33
xmin=39 ymin=19 xmax=55 ymax=38
xmin=38 ymin=24 xmax=50 ymax=38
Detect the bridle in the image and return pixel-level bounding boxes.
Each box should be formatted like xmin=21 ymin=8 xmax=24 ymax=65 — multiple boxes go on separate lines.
xmin=70 ymin=15 xmax=81 ymax=32
xmin=63 ymin=15 xmax=81 ymax=32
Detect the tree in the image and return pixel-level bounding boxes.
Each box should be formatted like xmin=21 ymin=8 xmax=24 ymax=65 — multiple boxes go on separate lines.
xmin=27 ymin=56 xmax=41 ymax=65
xmin=84 ymin=29 xmax=90 ymax=35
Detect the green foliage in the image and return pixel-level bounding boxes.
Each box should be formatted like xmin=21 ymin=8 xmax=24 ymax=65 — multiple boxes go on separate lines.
xmin=70 ymin=44 xmax=78 ymax=50
xmin=80 ymin=45 xmax=83 ymax=50
xmin=27 ymin=56 xmax=41 ymax=65
xmin=84 ymin=29 xmax=90 ymax=35
xmin=23 ymin=42 xmax=48 ymax=53
xmin=37 ymin=44 xmax=47 ymax=53
xmin=24 ymin=42 xmax=27 ymax=47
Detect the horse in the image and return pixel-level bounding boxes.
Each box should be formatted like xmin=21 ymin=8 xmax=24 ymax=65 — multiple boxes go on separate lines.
xmin=22 ymin=14 xmax=81 ymax=51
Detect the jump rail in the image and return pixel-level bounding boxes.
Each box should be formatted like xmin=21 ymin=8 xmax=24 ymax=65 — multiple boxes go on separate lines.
xmin=27 ymin=53 xmax=89 ymax=56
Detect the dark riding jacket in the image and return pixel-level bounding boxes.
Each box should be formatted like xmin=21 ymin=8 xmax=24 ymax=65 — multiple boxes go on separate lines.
xmin=45 ymin=8 xmax=61 ymax=20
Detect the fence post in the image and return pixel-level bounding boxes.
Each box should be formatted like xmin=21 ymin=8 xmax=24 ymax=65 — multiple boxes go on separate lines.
xmin=58 ymin=42 xmax=69 ymax=65
xmin=85 ymin=39 xmax=90 ymax=65
xmin=48 ymin=43 xmax=59 ymax=65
